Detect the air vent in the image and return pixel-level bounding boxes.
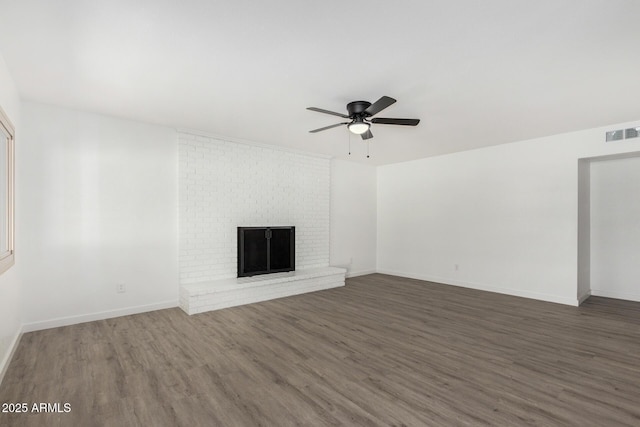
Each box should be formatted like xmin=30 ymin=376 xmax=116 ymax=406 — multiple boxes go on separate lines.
xmin=606 ymin=127 xmax=639 ymax=141
xmin=625 ymin=127 xmax=639 ymax=139
xmin=606 ymin=130 xmax=623 ymax=141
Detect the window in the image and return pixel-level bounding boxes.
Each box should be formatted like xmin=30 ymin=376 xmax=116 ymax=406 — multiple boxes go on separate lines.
xmin=0 ymin=105 xmax=14 ymax=275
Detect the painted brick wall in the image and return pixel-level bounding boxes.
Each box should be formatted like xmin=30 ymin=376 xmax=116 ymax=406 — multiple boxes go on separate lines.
xmin=178 ymin=132 xmax=330 ymax=284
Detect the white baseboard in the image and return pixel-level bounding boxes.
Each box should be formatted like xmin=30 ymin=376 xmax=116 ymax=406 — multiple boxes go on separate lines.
xmin=22 ymin=300 xmax=178 ymax=333
xmin=0 ymin=328 xmax=22 ymax=387
xmin=577 ymin=290 xmax=592 ymax=305
xmin=376 ymin=269 xmax=580 ymax=306
xmin=591 ymin=289 xmax=640 ymax=303
xmin=346 ymin=269 xmax=376 ymax=278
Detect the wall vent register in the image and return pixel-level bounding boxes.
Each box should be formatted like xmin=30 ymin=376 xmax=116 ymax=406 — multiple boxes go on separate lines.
xmin=606 ymin=127 xmax=639 ymax=142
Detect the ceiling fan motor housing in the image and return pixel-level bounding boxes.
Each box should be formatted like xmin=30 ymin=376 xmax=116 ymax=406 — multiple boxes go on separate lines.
xmin=346 ymin=101 xmax=372 ymax=117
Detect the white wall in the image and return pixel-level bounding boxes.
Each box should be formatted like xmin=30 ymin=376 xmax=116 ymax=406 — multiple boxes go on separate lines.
xmin=0 ymin=52 xmax=22 ymax=381
xmin=178 ymin=132 xmax=331 ymax=283
xmin=20 ymin=102 xmax=179 ymax=330
xmin=590 ymin=155 xmax=640 ymax=302
xmin=330 ymin=159 xmax=377 ymax=277
xmin=378 ymin=121 xmax=640 ymax=306
xmin=577 ymin=159 xmax=590 ymax=302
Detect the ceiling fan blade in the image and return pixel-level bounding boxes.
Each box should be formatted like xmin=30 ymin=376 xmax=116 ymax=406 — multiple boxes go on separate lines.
xmin=371 ymin=118 xmax=420 ymax=126
xmin=364 ymin=96 xmax=396 ymax=116
xmin=309 ymin=122 xmax=348 ymax=133
xmin=307 ymin=107 xmax=349 ymax=119
xmin=361 ymin=129 xmax=374 ymax=140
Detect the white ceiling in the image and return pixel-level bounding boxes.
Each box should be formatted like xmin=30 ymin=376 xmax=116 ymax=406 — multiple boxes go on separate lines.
xmin=1 ymin=0 xmax=639 ymax=165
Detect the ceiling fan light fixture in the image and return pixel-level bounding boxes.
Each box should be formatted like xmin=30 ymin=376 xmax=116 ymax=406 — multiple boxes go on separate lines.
xmin=307 ymin=96 xmax=419 ymax=138
xmin=348 ymin=120 xmax=370 ymax=135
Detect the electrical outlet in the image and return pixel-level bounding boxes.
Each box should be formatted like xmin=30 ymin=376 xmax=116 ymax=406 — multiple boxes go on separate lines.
xmin=116 ymin=283 xmax=126 ymax=293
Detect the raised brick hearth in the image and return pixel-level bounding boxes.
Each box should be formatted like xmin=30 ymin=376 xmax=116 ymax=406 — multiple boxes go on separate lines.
xmin=179 ymin=267 xmax=346 ymax=315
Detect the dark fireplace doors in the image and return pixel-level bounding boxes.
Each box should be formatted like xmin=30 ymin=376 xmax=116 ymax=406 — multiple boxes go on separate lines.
xmin=237 ymin=226 xmax=295 ymax=277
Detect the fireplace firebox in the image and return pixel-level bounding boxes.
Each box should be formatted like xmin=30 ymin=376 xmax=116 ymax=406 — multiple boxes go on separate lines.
xmin=237 ymin=226 xmax=295 ymax=277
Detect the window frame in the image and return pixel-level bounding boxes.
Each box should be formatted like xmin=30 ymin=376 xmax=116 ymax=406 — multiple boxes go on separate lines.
xmin=0 ymin=105 xmax=15 ymax=275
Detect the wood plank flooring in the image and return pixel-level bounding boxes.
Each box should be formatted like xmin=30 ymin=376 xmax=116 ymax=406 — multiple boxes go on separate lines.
xmin=2 ymin=273 xmax=640 ymax=426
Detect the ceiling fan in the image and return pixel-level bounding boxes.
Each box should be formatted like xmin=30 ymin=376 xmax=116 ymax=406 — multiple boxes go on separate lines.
xmin=307 ymin=96 xmax=420 ymax=140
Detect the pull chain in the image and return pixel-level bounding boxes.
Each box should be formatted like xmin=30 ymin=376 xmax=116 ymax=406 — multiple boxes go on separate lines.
xmin=367 ymin=141 xmax=370 ymax=158
xmin=348 ymin=130 xmax=351 ymax=155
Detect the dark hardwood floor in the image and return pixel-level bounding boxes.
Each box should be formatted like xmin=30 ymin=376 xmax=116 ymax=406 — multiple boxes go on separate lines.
xmin=2 ymin=274 xmax=640 ymax=426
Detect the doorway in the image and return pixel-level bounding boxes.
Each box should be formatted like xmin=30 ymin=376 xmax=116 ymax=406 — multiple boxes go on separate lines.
xmin=578 ymin=153 xmax=640 ymax=303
